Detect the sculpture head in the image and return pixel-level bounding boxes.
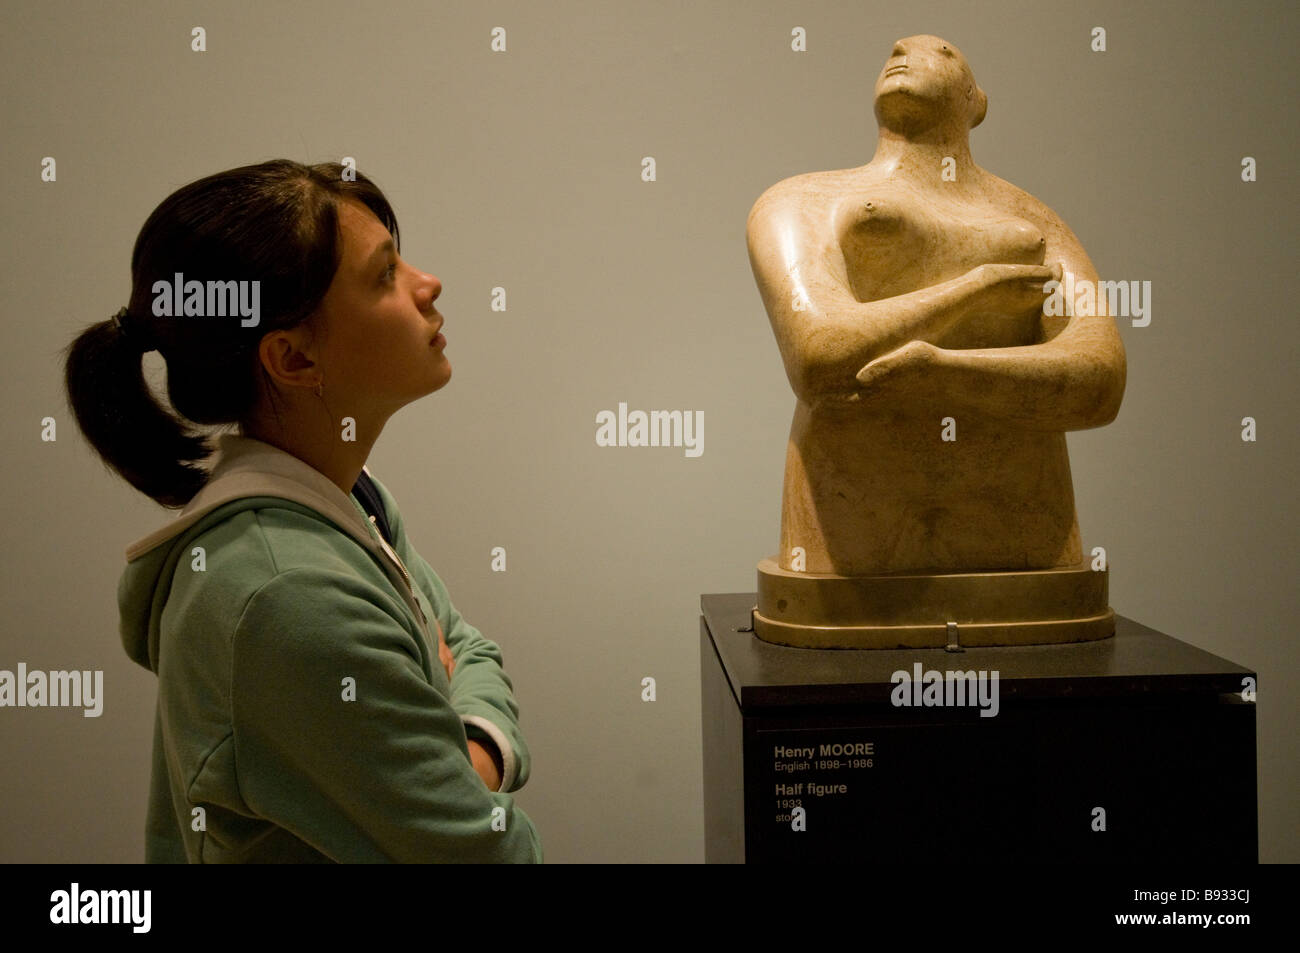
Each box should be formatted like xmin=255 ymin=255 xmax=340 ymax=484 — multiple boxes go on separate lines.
xmin=873 ymin=35 xmax=987 ymax=137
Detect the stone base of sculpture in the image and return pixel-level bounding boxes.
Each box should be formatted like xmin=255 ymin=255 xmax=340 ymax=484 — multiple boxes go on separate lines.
xmin=753 ymin=558 xmax=1114 ymax=649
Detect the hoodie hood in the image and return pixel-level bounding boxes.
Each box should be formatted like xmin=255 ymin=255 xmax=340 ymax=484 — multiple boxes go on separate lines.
xmin=118 ymin=435 xmax=387 ymax=673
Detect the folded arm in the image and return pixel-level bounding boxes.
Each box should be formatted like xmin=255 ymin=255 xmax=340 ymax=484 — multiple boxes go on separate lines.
xmin=748 ymin=187 xmax=1125 ymax=429
xmin=748 ymin=193 xmax=993 ymax=408
xmin=371 ymin=474 xmax=533 ymax=793
xmin=231 ymin=568 xmax=542 ymax=863
xmin=855 ymin=224 xmax=1126 ymax=431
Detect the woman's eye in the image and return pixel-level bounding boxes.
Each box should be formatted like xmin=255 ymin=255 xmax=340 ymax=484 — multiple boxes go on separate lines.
xmin=384 ymin=263 xmax=397 ymax=281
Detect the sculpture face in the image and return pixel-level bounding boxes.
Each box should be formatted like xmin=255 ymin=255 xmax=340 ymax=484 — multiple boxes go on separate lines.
xmin=873 ymin=35 xmax=980 ymax=132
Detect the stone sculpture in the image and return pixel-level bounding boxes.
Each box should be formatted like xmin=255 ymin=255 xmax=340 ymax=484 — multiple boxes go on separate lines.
xmin=746 ymin=35 xmax=1126 ymax=648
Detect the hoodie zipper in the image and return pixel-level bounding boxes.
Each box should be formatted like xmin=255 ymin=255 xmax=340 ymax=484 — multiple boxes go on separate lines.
xmin=365 ymin=515 xmax=429 ymax=629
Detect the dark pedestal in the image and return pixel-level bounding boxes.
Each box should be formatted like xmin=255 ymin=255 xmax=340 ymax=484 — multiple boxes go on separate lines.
xmin=701 ymin=593 xmax=1258 ymax=863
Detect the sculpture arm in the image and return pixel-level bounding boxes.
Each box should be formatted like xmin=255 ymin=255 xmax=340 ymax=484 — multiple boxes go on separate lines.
xmin=856 ymin=227 xmax=1126 ymax=432
xmin=747 ymin=191 xmax=990 ymax=408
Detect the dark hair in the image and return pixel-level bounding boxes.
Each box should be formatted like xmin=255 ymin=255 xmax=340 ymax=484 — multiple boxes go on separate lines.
xmin=63 ymin=160 xmax=400 ymax=508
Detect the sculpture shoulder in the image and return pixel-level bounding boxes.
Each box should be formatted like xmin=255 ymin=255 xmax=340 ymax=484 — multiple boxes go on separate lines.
xmin=747 ymin=169 xmax=853 ymax=230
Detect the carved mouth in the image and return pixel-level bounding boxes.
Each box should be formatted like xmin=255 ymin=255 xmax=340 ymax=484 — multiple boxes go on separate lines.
xmin=885 ymin=64 xmax=907 ymax=76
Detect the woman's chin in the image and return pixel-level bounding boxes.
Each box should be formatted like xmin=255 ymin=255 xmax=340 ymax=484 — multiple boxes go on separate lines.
xmin=428 ymin=362 xmax=452 ymax=393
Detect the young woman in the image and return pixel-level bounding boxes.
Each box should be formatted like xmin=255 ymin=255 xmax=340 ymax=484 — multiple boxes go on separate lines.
xmin=63 ymin=159 xmax=542 ymax=863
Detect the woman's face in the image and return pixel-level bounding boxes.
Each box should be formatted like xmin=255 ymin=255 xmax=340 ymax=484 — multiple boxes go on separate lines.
xmin=309 ymin=199 xmax=451 ymax=422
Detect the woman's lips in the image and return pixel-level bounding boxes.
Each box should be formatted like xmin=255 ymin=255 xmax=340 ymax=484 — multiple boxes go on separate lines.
xmin=432 ymin=332 xmax=446 ymax=348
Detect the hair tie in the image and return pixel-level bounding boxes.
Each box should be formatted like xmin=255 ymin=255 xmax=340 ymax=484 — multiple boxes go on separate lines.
xmin=111 ymin=306 xmax=157 ymax=353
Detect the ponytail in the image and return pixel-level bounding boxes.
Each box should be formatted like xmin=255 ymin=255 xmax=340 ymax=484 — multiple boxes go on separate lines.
xmin=63 ymin=317 xmax=210 ymax=508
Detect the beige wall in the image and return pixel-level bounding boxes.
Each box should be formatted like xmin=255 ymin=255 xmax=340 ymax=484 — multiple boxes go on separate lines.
xmin=1 ymin=0 xmax=1295 ymax=862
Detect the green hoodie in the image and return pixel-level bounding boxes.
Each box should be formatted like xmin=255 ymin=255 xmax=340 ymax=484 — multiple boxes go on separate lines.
xmin=118 ymin=435 xmax=542 ymax=863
